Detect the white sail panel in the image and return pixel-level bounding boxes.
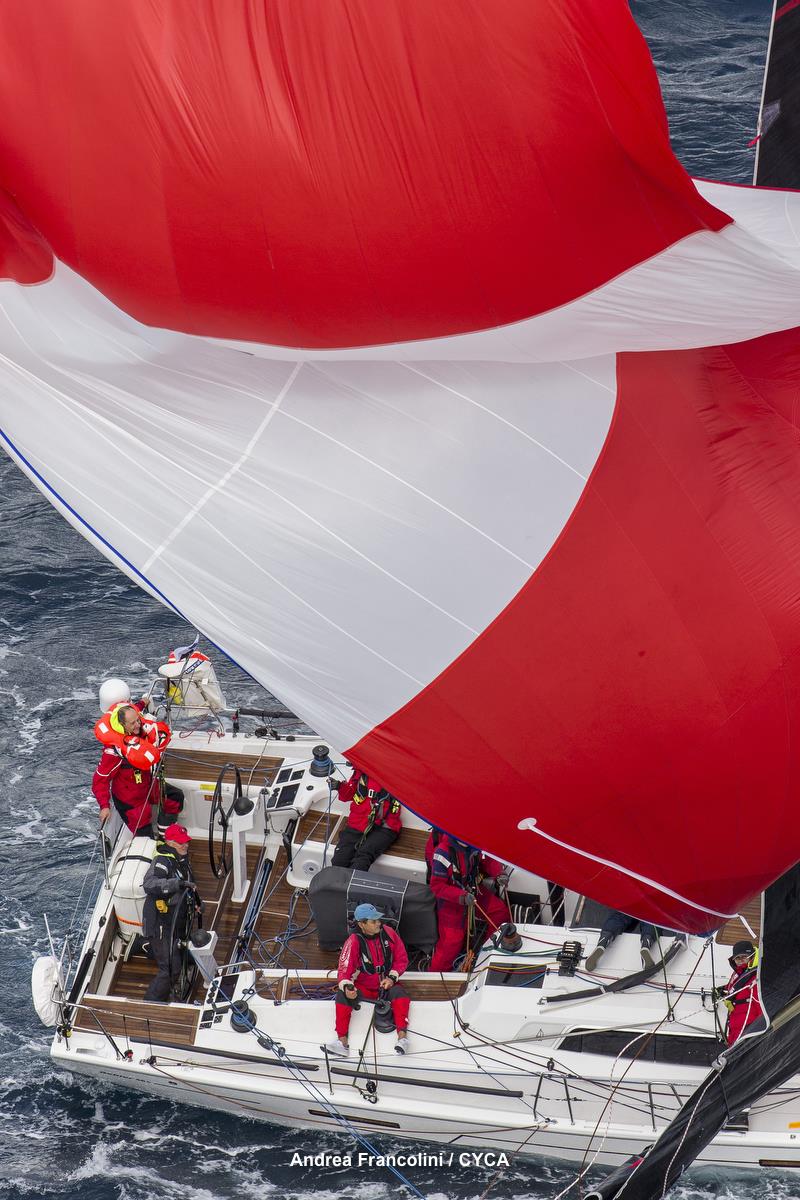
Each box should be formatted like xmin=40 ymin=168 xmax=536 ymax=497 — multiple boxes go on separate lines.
xmin=0 ymin=262 xmax=616 ymax=747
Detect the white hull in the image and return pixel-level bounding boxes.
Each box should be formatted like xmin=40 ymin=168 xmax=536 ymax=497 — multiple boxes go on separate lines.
xmin=53 ymin=1034 xmax=800 ymax=1173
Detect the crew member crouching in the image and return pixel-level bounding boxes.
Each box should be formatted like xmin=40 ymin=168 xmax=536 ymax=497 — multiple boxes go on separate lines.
xmin=142 ymin=823 xmax=197 ymax=1002
xmin=326 ymin=903 xmax=410 ymax=1058
xmin=92 ymin=700 xmax=183 ymax=836
xmin=330 ymin=771 xmax=402 ymax=871
xmin=428 ymin=833 xmax=511 ymax=973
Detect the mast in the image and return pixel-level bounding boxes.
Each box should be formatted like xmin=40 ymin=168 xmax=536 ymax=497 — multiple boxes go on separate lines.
xmin=753 ymin=1 xmax=800 ymax=187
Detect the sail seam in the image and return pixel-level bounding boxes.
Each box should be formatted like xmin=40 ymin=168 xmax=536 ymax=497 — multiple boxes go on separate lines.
xmin=142 ymin=362 xmax=302 ymax=572
xmin=278 ymin=404 xmax=536 ymax=569
xmin=399 ymin=362 xmax=591 ymax=482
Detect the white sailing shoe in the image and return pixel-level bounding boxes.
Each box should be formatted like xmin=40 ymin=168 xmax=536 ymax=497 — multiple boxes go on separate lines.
xmin=325 ymin=1038 xmax=350 ymax=1058
xmin=585 ymin=944 xmax=606 ymax=972
xmin=395 ymin=1035 xmax=409 ymax=1055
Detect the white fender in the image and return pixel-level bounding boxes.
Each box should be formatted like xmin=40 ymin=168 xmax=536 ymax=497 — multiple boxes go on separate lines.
xmin=31 ymin=955 xmax=65 ymax=1027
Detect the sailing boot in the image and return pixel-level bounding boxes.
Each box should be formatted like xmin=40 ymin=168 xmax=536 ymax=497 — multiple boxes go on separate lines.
xmin=638 ymin=931 xmax=657 ymax=969
xmin=585 ymin=937 xmax=611 ymax=972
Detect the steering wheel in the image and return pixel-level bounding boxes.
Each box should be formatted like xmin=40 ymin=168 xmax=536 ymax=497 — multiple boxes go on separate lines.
xmin=173 ymin=888 xmax=202 ymax=1001
xmin=208 ymin=762 xmax=243 ymax=878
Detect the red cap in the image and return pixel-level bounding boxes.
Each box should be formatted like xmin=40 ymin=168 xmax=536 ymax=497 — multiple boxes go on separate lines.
xmin=163 ymin=823 xmax=190 ymax=844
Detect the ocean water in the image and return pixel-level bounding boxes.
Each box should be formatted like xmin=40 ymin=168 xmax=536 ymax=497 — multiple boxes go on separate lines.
xmin=0 ymin=3 xmax=791 ymax=1199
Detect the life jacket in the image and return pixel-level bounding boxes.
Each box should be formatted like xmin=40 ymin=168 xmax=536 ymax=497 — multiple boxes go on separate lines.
xmin=148 ymin=843 xmax=193 ymax=916
xmin=442 ymin=837 xmax=481 ymax=890
xmin=164 ymin=649 xmax=210 ymax=705
xmin=353 ymin=927 xmax=393 ymax=978
xmin=94 ymin=702 xmax=171 ymax=772
xmin=724 ymin=949 xmax=759 ymax=1011
xmin=351 ymin=774 xmax=401 ymax=833
xmin=425 ymin=829 xmax=442 ymax=884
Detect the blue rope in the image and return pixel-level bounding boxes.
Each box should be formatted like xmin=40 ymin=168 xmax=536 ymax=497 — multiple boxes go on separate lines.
xmin=233 ymin=1006 xmax=427 ymax=1200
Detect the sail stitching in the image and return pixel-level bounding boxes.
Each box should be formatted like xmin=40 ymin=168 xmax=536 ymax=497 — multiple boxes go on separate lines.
xmin=142 ymin=362 xmax=302 ymax=571
xmin=399 ymin=362 xmax=592 ymax=481
xmin=277 ymin=406 xmax=537 ymax=569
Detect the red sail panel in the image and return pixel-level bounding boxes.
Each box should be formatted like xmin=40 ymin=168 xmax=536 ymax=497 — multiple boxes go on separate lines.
xmin=348 ymin=326 xmax=800 ymax=933
xmin=0 ymin=0 xmax=726 ymax=348
xmin=0 ymin=189 xmax=52 ymax=285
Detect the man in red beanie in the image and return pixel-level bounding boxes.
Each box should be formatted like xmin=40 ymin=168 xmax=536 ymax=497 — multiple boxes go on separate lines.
xmin=142 ymin=824 xmax=198 ymax=1002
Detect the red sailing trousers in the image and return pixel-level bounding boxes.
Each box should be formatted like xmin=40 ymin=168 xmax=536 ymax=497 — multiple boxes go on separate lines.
xmin=334 ymin=979 xmax=410 ymax=1038
xmin=429 ymin=888 xmax=511 ymax=973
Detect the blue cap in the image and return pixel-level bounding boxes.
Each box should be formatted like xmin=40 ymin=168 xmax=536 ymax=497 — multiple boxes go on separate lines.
xmin=354 ymin=903 xmax=384 ymax=921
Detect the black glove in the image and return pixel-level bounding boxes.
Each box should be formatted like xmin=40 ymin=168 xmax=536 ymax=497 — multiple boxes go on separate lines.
xmin=459 ymin=892 xmax=476 ymax=909
xmin=179 ymin=879 xmax=196 ymax=891
xmin=711 ymin=986 xmax=725 ymax=1003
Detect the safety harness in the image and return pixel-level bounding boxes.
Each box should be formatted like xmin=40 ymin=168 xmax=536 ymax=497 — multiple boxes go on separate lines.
xmin=354 ymin=775 xmax=400 ymax=835
xmin=353 ymin=927 xmax=394 ymax=979
xmin=442 ymin=839 xmax=481 ymax=891
xmin=725 ymin=955 xmax=759 ymax=1011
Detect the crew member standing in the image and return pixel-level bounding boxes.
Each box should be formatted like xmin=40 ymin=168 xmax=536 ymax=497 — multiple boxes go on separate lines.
xmin=326 ymin=903 xmax=410 ymax=1057
xmin=428 ymin=833 xmax=511 ymax=972
xmin=92 ymin=701 xmax=183 ymax=835
xmin=720 ymin=940 xmax=764 ymax=1045
xmin=142 ymin=823 xmax=197 ymax=1002
xmin=331 ymin=771 xmax=402 ymax=871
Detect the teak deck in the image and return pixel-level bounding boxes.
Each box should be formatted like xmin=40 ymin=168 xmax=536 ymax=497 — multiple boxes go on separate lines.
xmin=716 ymin=897 xmax=761 ymax=947
xmin=74 ymin=995 xmax=200 ymax=1046
xmin=162 ymin=748 xmax=283 ymax=786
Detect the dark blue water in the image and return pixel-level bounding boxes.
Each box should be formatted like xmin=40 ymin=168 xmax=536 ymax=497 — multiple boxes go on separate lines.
xmin=0 ymin=4 xmax=789 ymax=1198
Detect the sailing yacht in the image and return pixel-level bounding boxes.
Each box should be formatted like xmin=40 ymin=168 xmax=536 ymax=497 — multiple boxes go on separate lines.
xmin=28 ymin=657 xmax=794 ymax=1183
xmin=7 ymin=2 xmax=800 ymax=1194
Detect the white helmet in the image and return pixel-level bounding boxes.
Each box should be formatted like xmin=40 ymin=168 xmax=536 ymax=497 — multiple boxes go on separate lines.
xmin=98 ymin=677 xmax=131 ymax=713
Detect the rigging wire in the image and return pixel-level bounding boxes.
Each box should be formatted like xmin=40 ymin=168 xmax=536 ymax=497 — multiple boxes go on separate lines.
xmin=218 ymin=1001 xmax=428 ymax=1200
xmin=551 ymin=937 xmax=715 ymax=1200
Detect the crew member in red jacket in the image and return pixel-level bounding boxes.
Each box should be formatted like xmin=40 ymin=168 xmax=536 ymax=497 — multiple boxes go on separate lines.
xmin=721 ymin=940 xmax=764 ymax=1045
xmin=331 ymin=771 xmax=402 ymax=871
xmin=92 ymin=701 xmax=183 ymax=836
xmin=428 ymin=833 xmax=511 ymax=972
xmin=326 ymin=903 xmax=410 ymax=1057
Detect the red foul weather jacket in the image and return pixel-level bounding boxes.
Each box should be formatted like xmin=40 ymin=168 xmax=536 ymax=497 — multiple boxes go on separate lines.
xmin=337 ymin=925 xmax=408 ymax=990
xmin=338 ymin=772 xmax=402 ymax=834
xmin=91 ymin=701 xmax=173 ymax=823
xmin=429 ymin=835 xmax=505 ymax=906
xmin=724 ymin=960 xmax=763 ymax=1045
